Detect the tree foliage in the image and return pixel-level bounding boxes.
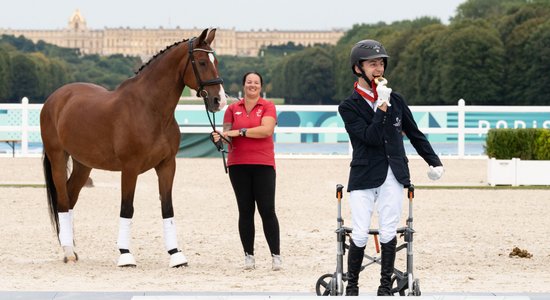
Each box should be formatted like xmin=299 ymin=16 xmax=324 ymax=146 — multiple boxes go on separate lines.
xmin=10 ymin=54 xmax=40 ymax=102
xmin=1 ymin=0 xmax=549 ymax=105
xmin=278 ymin=47 xmax=335 ymax=104
xmin=0 ymin=48 xmax=11 ymax=99
xmin=0 ymin=34 xmax=141 ymax=103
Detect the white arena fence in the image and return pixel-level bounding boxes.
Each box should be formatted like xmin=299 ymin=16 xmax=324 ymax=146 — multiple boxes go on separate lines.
xmin=1 ymin=97 xmax=549 ymax=158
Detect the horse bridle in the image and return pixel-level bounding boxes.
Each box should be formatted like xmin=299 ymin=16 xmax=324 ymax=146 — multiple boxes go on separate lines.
xmin=184 ymin=38 xmax=224 ymax=98
xmin=184 ymin=38 xmax=231 ymax=173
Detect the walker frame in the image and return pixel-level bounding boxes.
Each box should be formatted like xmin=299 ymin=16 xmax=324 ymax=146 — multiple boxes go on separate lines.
xmin=315 ymin=184 xmax=421 ymax=296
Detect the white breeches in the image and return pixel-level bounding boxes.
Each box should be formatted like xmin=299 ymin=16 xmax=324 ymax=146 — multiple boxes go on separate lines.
xmin=349 ymin=167 xmax=404 ymax=247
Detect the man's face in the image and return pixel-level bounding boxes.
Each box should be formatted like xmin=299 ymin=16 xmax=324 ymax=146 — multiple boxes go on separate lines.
xmin=357 ymin=58 xmax=385 ymax=80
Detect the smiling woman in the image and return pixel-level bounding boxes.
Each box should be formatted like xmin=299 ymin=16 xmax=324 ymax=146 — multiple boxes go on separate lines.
xmin=211 ymin=71 xmax=282 ymax=271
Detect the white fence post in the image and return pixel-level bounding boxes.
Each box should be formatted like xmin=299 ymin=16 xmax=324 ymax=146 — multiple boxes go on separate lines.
xmin=21 ymin=97 xmax=29 ymax=156
xmin=457 ymin=99 xmax=466 ymax=158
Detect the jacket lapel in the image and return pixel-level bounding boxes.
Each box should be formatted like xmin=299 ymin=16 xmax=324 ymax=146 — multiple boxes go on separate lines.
xmin=352 ymin=91 xmax=375 ymax=118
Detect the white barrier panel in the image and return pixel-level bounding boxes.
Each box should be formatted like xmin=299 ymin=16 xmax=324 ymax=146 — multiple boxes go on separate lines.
xmin=2 ymin=98 xmax=550 ymax=158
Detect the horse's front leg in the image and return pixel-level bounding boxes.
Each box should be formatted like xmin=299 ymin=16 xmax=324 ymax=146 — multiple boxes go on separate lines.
xmin=117 ymin=169 xmax=139 ymax=267
xmin=156 ymin=158 xmax=188 ymax=268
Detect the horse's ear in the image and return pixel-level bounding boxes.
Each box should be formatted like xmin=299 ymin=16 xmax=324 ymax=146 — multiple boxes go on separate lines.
xmin=205 ymin=28 xmax=217 ymax=45
xmin=197 ymin=28 xmax=209 ymax=45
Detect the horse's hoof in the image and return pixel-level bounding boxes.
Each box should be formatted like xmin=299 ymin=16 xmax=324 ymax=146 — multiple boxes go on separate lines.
xmin=62 ymin=246 xmax=78 ymax=263
xmin=117 ymin=253 xmax=137 ymax=267
xmin=63 ymin=255 xmax=78 ymax=263
xmin=169 ymin=251 xmax=188 ymax=268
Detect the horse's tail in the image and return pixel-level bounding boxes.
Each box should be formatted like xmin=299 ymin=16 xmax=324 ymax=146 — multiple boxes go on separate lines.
xmin=43 ymin=152 xmax=60 ymax=236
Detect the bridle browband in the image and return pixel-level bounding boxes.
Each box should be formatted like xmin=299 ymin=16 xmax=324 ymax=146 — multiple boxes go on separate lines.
xmin=183 ymin=37 xmax=230 ymax=173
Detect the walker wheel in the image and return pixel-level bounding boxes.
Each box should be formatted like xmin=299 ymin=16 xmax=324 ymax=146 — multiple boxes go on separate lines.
xmin=390 ymin=275 xmax=406 ymax=296
xmin=315 ymin=273 xmax=335 ymax=296
xmin=412 ymin=278 xmax=421 ymax=296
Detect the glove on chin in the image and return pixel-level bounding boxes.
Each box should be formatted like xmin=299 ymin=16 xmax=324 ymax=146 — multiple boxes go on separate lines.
xmin=427 ymin=166 xmax=444 ymax=180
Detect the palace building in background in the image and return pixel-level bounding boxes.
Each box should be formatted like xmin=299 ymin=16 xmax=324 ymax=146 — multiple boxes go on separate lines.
xmin=0 ymin=10 xmax=345 ymax=59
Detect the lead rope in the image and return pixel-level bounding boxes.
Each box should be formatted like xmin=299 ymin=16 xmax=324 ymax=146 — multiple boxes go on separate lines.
xmin=204 ymin=104 xmax=231 ymax=174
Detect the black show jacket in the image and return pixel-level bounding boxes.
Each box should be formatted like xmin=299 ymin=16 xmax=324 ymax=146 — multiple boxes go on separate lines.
xmin=338 ymin=90 xmax=442 ymax=192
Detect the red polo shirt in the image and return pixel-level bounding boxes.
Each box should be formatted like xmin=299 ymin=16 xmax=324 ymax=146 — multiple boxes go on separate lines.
xmin=223 ymin=98 xmax=277 ymax=167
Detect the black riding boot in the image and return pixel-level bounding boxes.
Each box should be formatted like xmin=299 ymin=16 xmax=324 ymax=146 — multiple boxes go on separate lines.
xmin=377 ymin=237 xmax=397 ymax=296
xmin=345 ymin=240 xmax=365 ymax=296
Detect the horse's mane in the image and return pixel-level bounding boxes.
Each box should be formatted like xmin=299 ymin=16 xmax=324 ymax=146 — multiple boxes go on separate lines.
xmin=135 ymin=38 xmax=190 ymax=75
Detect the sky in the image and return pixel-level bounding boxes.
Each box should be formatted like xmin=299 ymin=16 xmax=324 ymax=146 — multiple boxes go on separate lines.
xmin=0 ymin=0 xmax=467 ymax=31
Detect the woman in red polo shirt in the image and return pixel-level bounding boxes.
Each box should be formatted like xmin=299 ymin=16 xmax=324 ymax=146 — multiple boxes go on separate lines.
xmin=212 ymin=71 xmax=281 ymax=271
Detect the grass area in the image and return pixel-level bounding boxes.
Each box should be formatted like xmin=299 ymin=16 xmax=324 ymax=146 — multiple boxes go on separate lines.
xmin=0 ymin=184 xmax=45 ymax=188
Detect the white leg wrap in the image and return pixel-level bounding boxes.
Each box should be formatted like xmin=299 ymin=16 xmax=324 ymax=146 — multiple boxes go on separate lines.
xmin=58 ymin=212 xmax=74 ymax=247
xmin=163 ymin=218 xmax=179 ymax=251
xmin=117 ymin=217 xmax=132 ymax=250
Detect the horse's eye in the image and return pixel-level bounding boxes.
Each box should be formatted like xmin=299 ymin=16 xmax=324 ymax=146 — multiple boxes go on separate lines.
xmin=198 ymin=60 xmax=207 ymax=66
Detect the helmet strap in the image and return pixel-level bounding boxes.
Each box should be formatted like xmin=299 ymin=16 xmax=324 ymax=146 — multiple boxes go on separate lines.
xmin=356 ymin=65 xmax=381 ymax=100
xmin=357 ymin=64 xmax=372 ymax=86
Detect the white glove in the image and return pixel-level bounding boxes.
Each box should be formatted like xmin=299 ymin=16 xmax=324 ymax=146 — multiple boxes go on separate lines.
xmin=427 ymin=166 xmax=444 ymax=181
xmin=376 ymin=80 xmax=392 ymax=107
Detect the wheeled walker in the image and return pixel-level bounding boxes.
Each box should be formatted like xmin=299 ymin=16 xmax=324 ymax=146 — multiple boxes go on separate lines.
xmin=315 ymin=184 xmax=421 ymax=296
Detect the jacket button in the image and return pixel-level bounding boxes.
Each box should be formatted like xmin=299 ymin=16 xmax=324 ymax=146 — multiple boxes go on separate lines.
xmin=384 ymin=140 xmax=388 ymax=143
xmin=387 ymin=155 xmax=390 ymax=158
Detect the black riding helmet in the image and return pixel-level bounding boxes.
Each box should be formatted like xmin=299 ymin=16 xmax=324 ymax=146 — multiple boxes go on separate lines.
xmin=350 ymin=40 xmax=389 ymax=84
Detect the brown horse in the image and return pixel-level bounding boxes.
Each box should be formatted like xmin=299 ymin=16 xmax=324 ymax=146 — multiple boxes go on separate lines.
xmin=40 ymin=28 xmax=226 ymax=267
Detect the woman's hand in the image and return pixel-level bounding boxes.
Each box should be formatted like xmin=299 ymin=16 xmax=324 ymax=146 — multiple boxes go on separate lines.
xmin=211 ymin=131 xmax=233 ymax=144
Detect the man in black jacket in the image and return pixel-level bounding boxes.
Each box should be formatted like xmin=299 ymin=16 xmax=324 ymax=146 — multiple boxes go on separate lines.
xmin=338 ymin=39 xmax=444 ymax=296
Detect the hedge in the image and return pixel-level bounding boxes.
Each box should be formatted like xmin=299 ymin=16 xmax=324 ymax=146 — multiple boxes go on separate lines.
xmin=484 ymin=128 xmax=550 ymax=160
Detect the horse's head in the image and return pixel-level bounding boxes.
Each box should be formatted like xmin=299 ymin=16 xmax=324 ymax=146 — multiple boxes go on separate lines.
xmin=184 ymin=28 xmax=227 ymax=112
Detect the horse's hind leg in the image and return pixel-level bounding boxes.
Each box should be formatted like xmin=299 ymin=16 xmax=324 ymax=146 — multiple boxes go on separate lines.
xmin=67 ymin=158 xmax=92 ymax=209
xmin=65 ymin=158 xmax=92 ymax=257
xmin=156 ymin=157 xmax=187 ymax=268
xmin=47 ymin=150 xmax=78 ymax=263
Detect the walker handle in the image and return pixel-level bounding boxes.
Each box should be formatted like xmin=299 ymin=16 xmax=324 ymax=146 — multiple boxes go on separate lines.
xmin=336 ymin=184 xmax=344 ymax=200
xmin=407 ymin=184 xmax=415 ymax=200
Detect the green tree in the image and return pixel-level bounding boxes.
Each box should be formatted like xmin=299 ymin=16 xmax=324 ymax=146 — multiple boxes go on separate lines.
xmin=438 ymin=20 xmax=505 ymax=105
xmin=453 ymin=0 xmax=527 ymax=21
xmin=271 ymin=57 xmax=289 ymax=99
xmin=0 ymin=48 xmax=11 ymax=100
xmin=524 ymin=19 xmax=550 ymax=105
xmin=279 ymin=47 xmax=335 ymax=104
xmin=29 ymin=52 xmax=50 ymax=100
xmin=391 ymin=24 xmax=448 ymax=104
xmin=9 ymin=54 xmax=40 ymax=102
xmin=47 ymin=58 xmax=71 ymax=96
xmin=496 ymin=2 xmax=550 ymax=104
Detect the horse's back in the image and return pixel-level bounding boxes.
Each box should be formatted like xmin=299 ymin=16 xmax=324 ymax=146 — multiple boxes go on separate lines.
xmin=44 ymin=82 xmax=110 ymax=108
